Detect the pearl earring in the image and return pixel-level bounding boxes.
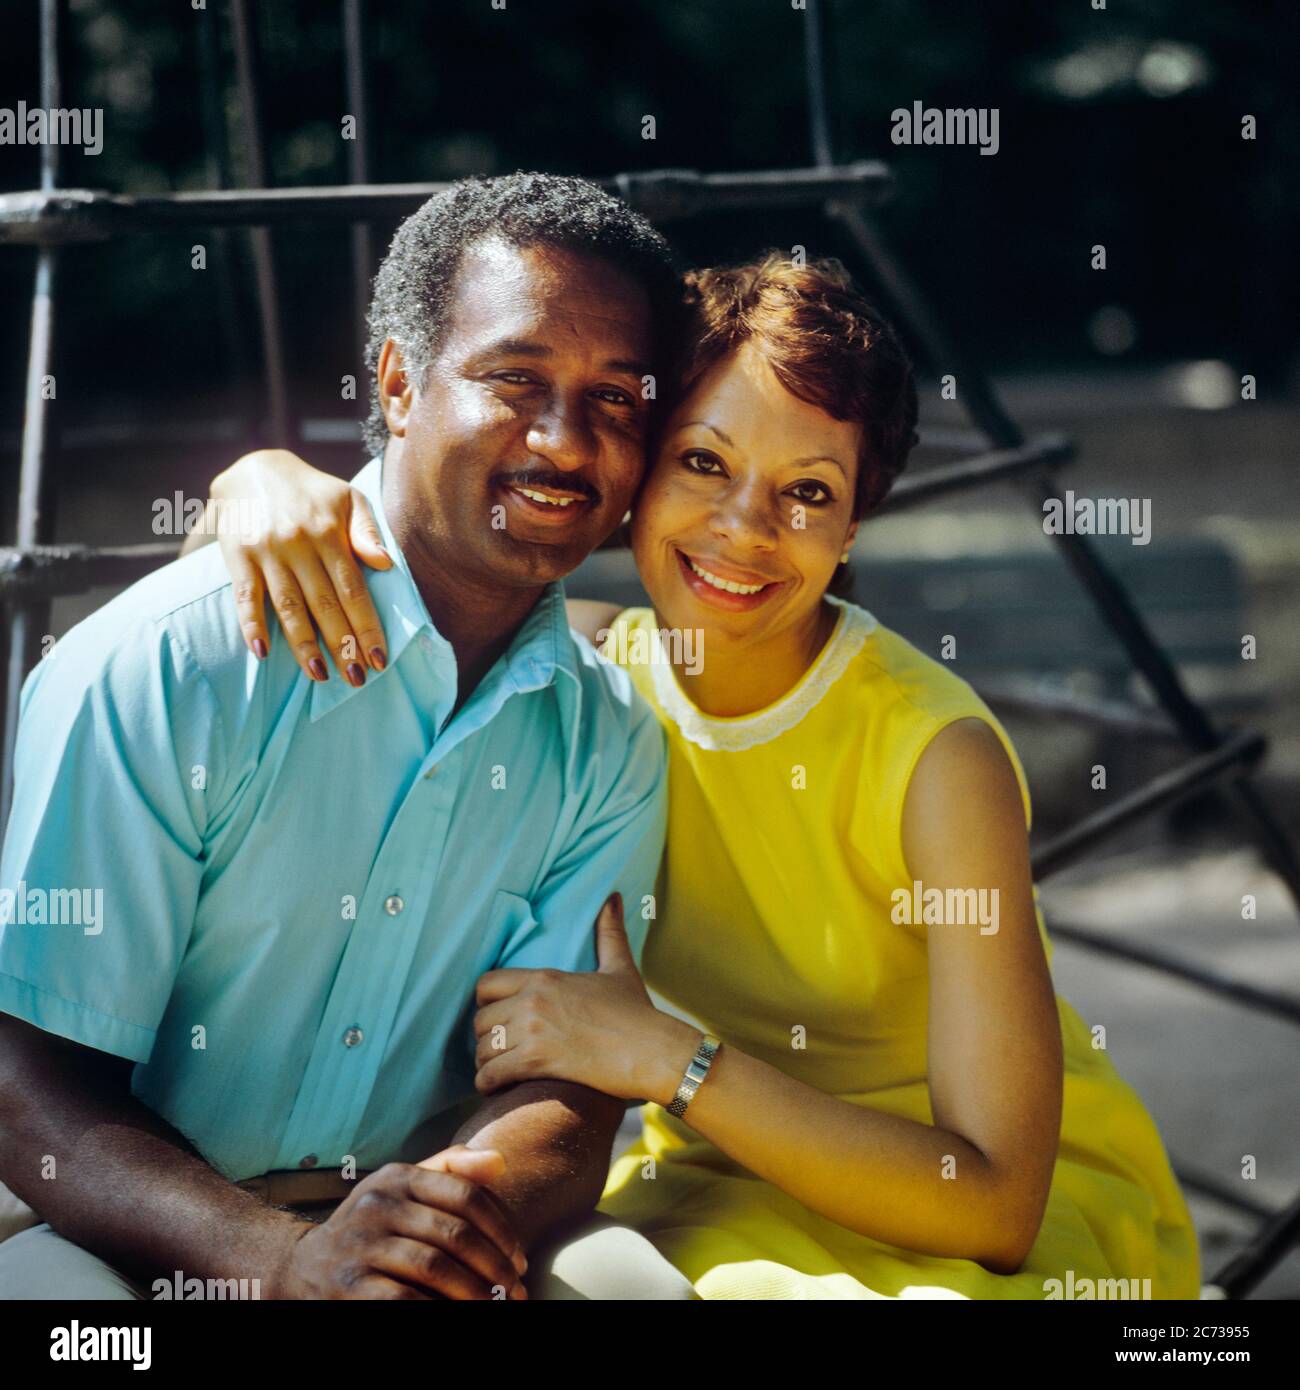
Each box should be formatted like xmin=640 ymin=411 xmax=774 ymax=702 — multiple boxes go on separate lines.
xmin=840 ymin=551 xmax=850 ymax=564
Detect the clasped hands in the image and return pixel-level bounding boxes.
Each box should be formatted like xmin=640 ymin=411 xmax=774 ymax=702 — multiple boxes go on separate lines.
xmin=274 ymin=894 xmax=692 ymax=1300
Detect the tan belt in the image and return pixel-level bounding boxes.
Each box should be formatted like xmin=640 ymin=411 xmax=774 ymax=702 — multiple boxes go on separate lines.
xmin=236 ymin=1168 xmax=376 ymax=1210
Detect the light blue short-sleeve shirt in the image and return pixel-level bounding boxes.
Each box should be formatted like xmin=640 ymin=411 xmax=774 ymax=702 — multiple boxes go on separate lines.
xmin=0 ymin=457 xmax=667 ymax=1180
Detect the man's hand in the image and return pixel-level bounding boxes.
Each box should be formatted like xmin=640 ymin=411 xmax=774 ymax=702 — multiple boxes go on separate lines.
xmin=271 ymin=1149 xmax=529 ymax=1300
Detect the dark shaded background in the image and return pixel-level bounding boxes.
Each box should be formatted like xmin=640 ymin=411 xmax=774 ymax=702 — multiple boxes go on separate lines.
xmin=2 ymin=0 xmax=1297 ymax=514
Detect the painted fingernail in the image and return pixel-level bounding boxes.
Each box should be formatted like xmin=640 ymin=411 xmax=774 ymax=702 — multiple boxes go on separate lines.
xmin=252 ymin=637 xmax=268 ymax=660
xmin=369 ymin=646 xmax=387 ymax=671
xmin=346 ymin=662 xmax=365 ymax=687
xmin=308 ymin=657 xmax=328 ymax=682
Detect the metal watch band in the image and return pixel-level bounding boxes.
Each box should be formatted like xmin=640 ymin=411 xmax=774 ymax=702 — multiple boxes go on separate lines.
xmin=667 ymin=1033 xmax=721 ymax=1117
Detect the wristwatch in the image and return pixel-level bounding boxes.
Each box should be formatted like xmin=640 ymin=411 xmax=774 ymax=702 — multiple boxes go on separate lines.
xmin=667 ymin=1033 xmax=722 ymax=1118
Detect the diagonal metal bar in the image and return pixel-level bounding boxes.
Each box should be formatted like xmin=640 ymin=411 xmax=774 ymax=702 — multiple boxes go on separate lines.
xmin=835 ymin=202 xmax=1027 ymax=443
xmin=978 ymin=679 xmax=1182 ymax=738
xmin=1019 ymin=470 xmax=1300 ymax=906
xmin=801 ymin=0 xmax=1300 ymax=920
xmin=1171 ymin=1163 xmax=1276 ymax=1223
xmin=1046 ymin=919 xmax=1300 ymax=1028
xmin=803 ymin=5 xmax=1024 ymax=441
xmin=875 ymin=434 xmax=1072 ymax=513
xmin=1208 ymin=1190 xmax=1300 ymax=1298
xmin=1031 ymin=732 xmax=1265 ymax=879
xmin=1018 ymin=473 xmax=1221 ymax=751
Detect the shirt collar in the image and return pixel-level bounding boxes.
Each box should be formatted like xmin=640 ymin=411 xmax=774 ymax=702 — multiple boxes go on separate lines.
xmin=309 ymin=456 xmax=583 ymax=740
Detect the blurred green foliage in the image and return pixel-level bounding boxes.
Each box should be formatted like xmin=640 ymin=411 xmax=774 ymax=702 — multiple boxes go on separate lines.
xmin=1 ymin=0 xmax=1296 ymax=456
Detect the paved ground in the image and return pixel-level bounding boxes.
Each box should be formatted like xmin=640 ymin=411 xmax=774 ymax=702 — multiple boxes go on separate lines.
xmin=1045 ymin=838 xmax=1300 ymax=1298
xmin=872 ymin=370 xmax=1300 ymax=1298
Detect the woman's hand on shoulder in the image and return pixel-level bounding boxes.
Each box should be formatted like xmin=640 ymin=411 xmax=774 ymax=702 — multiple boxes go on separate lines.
xmin=209 ymin=449 xmax=394 ymax=683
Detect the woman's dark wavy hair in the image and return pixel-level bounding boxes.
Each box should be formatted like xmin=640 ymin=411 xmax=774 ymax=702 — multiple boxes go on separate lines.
xmin=670 ymin=252 xmax=917 ymax=514
xmin=645 ymin=252 xmax=920 ymax=589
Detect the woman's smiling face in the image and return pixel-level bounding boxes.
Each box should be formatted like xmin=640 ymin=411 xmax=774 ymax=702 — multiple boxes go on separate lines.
xmin=631 ymin=340 xmax=861 ymax=653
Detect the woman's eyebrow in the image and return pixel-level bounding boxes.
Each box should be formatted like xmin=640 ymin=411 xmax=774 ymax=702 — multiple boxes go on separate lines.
xmin=790 ymin=455 xmax=849 ymax=479
xmin=677 ymin=420 xmax=734 ymax=446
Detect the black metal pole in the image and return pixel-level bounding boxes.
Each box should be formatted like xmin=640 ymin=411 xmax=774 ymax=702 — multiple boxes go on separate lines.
xmin=1210 ymin=1191 xmax=1300 ymax=1299
xmin=230 ymin=0 xmax=293 ymax=447
xmin=803 ymin=0 xmax=834 ymax=169
xmin=343 ymin=0 xmax=374 ymax=384
xmin=0 ymin=542 xmax=183 ymax=602
xmin=802 ymin=0 xmax=1300 ymax=915
xmin=2 ymin=0 xmax=64 ymax=830
xmin=195 ymin=0 xmax=253 ymax=442
xmin=875 ymin=434 xmax=1072 ymax=514
xmin=1172 ymin=1164 xmax=1275 ymax=1222
xmin=1019 ymin=470 xmax=1300 ymax=904
xmin=1031 ymin=732 xmax=1265 ymax=880
xmin=1047 ymin=919 xmax=1300 ymax=1028
xmin=0 ymin=164 xmax=893 ymax=243
xmin=835 ymin=201 xmax=1027 ymax=441
xmin=803 ymin=1 xmax=1025 ymax=431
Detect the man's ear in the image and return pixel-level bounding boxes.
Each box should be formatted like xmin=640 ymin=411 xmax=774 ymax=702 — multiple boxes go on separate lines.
xmin=378 ymin=339 xmax=415 ymax=437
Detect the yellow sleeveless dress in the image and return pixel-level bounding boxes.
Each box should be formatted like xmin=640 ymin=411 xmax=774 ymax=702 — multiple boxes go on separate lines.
xmin=596 ymin=598 xmax=1200 ymax=1299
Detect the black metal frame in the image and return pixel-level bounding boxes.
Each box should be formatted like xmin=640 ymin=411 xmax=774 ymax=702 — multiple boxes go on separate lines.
xmin=800 ymin=0 xmax=1300 ymax=1297
xmin=3 ymin=0 xmax=1296 ymax=1298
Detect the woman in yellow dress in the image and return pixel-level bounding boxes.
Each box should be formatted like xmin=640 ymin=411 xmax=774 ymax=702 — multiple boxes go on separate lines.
xmin=198 ymin=253 xmax=1200 ymax=1299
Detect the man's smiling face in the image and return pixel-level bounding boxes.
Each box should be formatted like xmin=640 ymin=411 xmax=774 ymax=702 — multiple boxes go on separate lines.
xmin=384 ymin=236 xmax=656 ymax=589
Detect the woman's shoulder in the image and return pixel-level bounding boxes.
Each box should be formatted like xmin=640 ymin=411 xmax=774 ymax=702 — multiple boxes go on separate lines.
xmin=840 ymin=601 xmax=1034 ymax=834
xmin=844 ymin=601 xmax=990 ymax=725
xmin=587 ymin=605 xmax=663 ymax=664
xmin=565 ymin=598 xmax=627 ymax=650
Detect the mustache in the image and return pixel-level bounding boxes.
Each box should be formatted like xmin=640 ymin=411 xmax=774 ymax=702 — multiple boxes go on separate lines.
xmin=497 ymin=467 xmax=601 ymax=504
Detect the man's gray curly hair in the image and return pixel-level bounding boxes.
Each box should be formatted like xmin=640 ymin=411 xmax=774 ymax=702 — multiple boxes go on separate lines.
xmin=361 ymin=171 xmax=681 ymax=457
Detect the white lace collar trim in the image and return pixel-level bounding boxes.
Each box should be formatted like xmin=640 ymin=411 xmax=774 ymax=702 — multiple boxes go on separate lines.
xmin=648 ymin=596 xmax=878 ymax=752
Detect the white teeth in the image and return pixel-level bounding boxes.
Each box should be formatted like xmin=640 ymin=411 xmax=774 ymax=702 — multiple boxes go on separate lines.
xmin=516 ymin=487 xmax=576 ymax=507
xmin=687 ymin=557 xmax=767 ymax=595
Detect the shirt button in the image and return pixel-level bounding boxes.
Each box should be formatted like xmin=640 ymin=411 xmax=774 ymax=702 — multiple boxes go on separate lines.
xmin=342 ymin=1026 xmax=364 ymax=1048
xmin=423 ymin=765 xmax=438 ymax=780
xmin=384 ymin=894 xmax=404 ymax=916
xmin=298 ymin=1154 xmax=318 ymax=1169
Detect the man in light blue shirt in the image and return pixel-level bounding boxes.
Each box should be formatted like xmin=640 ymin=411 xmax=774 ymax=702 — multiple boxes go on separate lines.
xmin=0 ymin=174 xmax=691 ymax=1300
